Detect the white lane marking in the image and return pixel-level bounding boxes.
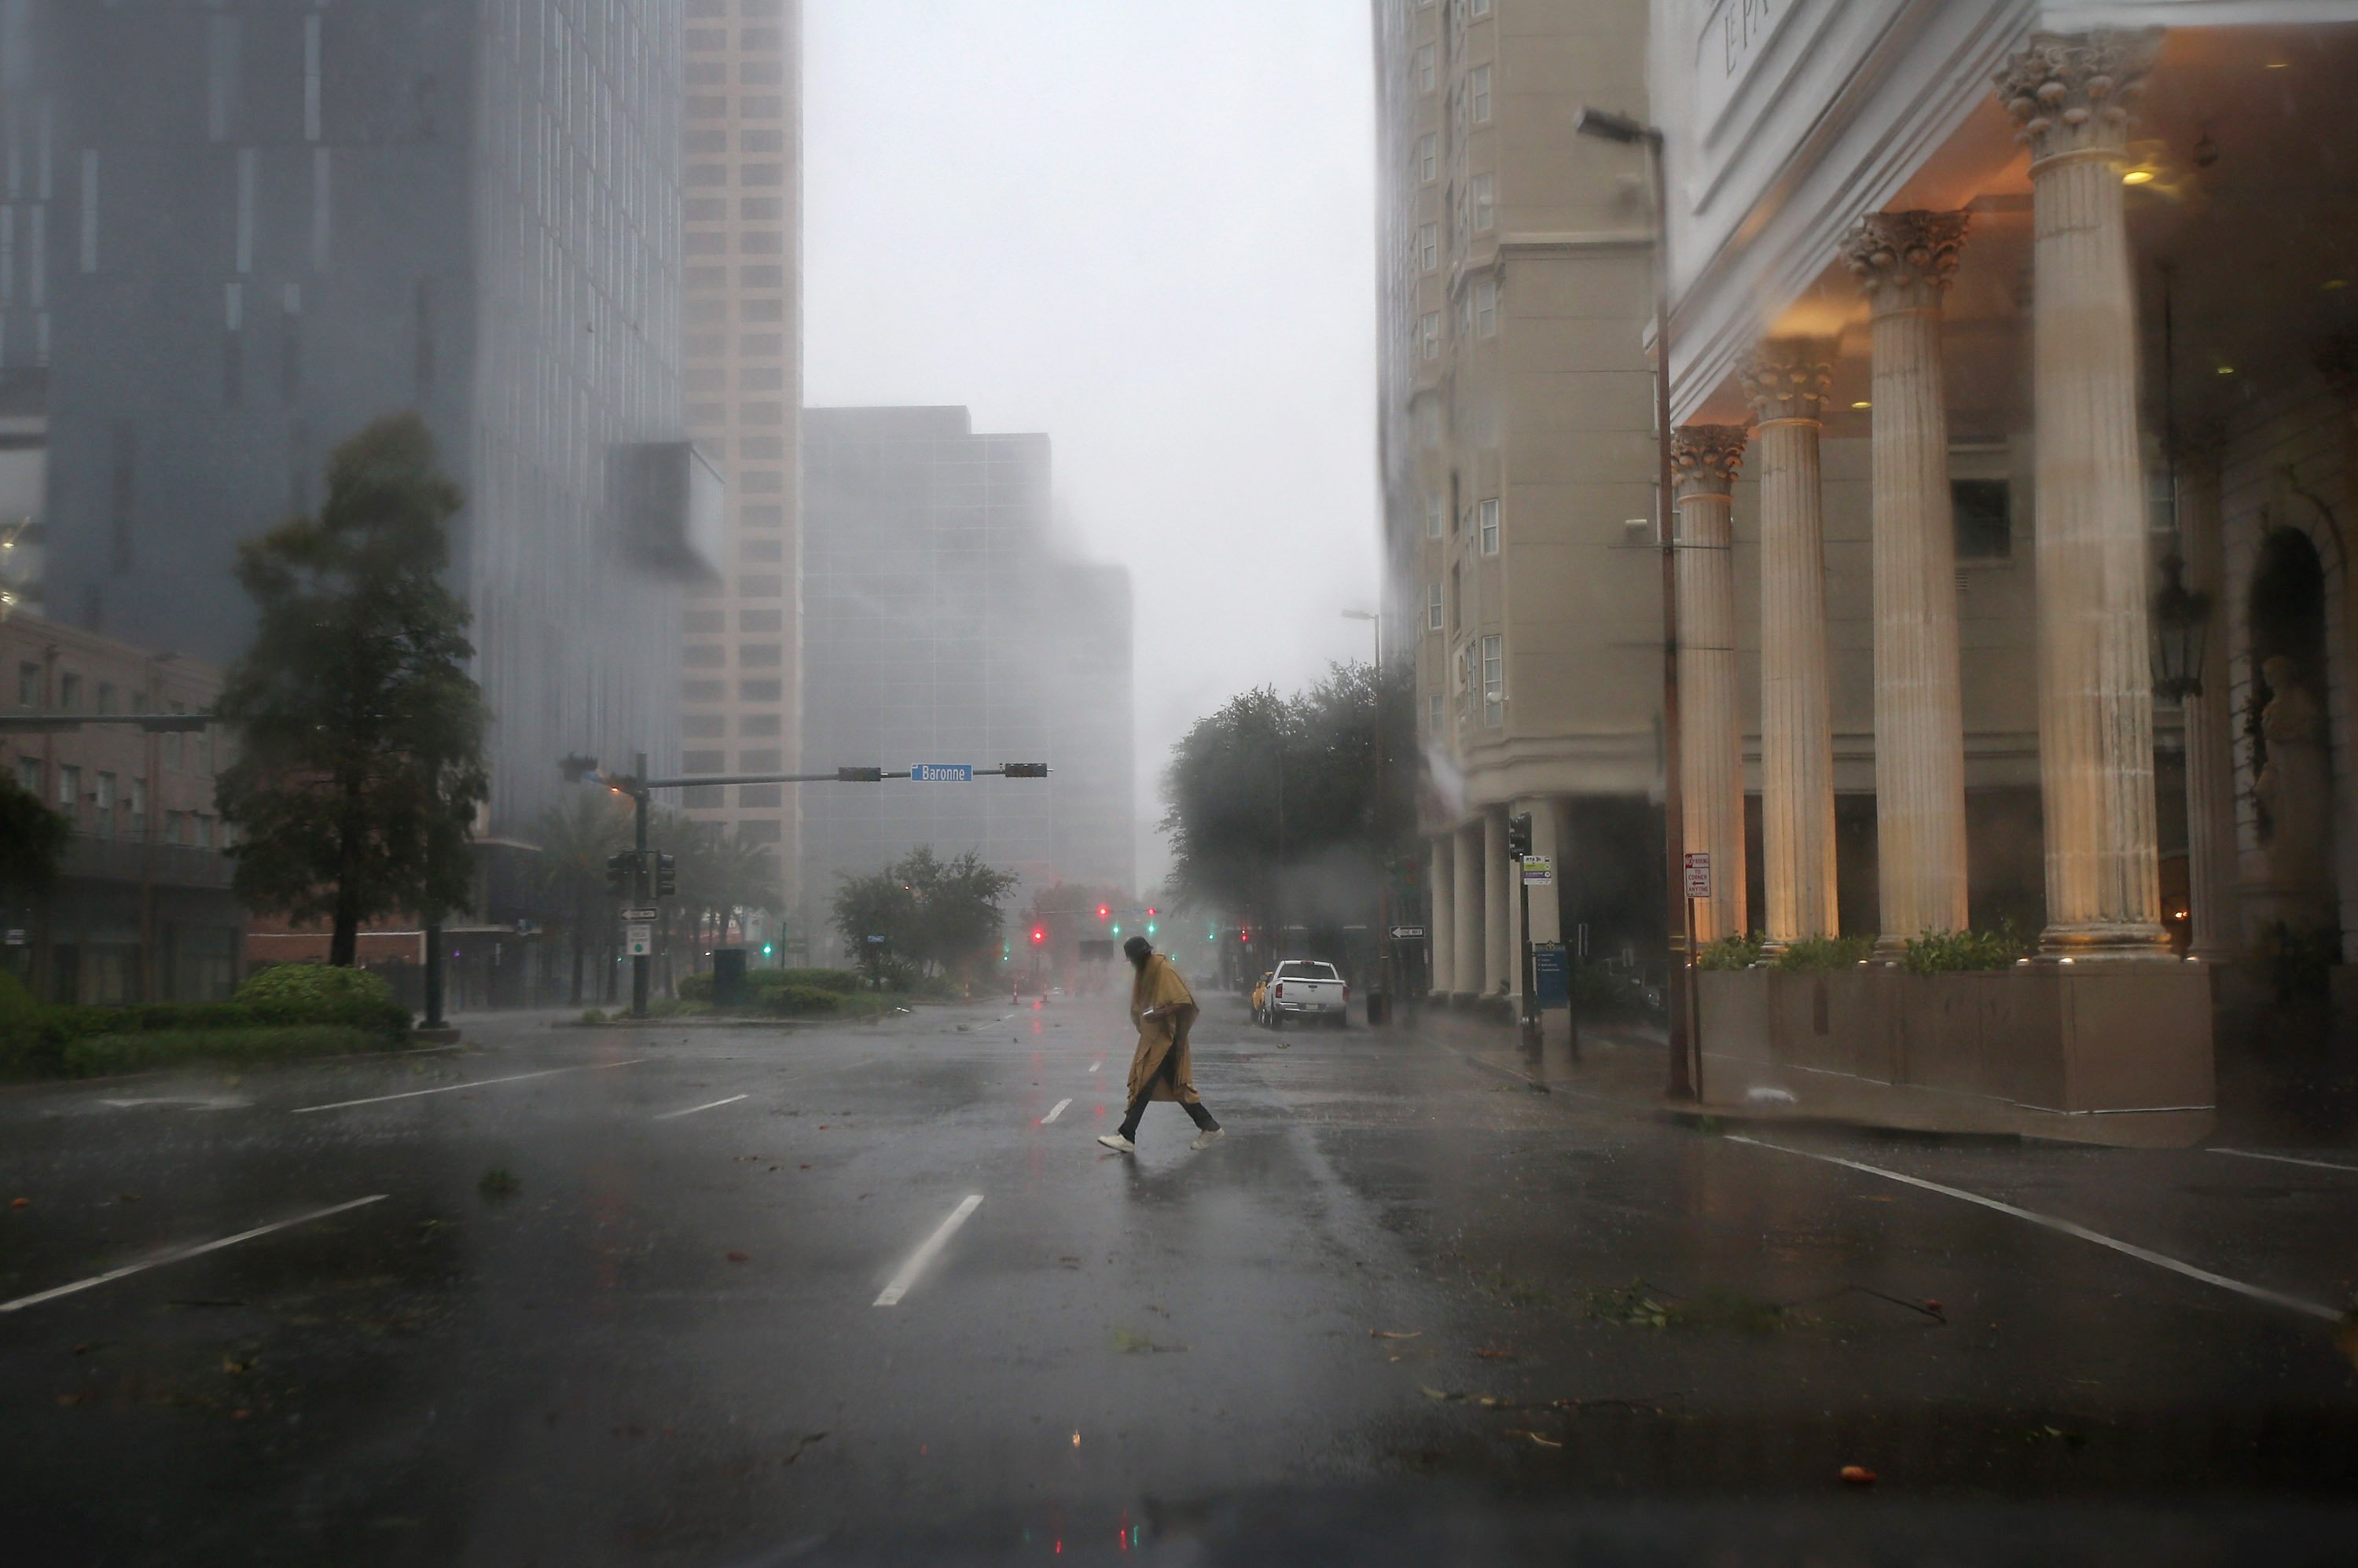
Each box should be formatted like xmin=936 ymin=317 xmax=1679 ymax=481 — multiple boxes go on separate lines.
xmin=2212 ymin=1146 xmax=2358 ymax=1176
xmin=1726 ymin=1135 xmax=2339 ymax=1322
xmin=0 ymin=1195 xmax=387 ymax=1314
xmin=1040 ymin=1097 xmax=1072 ymax=1126
xmin=873 ymin=1194 xmax=984 ymax=1307
xmin=656 ymin=1092 xmax=749 ymax=1120
xmin=291 ymin=1059 xmax=646 ymax=1114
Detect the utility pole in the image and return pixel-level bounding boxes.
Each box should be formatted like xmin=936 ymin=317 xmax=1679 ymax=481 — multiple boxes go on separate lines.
xmin=1510 ymin=811 xmax=1539 ymax=1048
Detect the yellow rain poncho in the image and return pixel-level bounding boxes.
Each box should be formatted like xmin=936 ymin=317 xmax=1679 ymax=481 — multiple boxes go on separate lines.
xmin=1125 ymin=953 xmax=1201 ymax=1106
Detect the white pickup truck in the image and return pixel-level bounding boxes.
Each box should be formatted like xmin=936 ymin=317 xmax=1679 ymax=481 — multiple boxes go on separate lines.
xmin=1262 ymin=960 xmax=1349 ymax=1027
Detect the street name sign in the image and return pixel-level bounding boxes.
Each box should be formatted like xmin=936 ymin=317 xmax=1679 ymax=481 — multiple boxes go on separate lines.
xmin=1520 ymin=855 xmax=1554 ymax=886
xmin=1389 ymin=924 xmax=1427 ymax=939
xmin=910 ymin=763 xmax=973 ymax=782
xmin=622 ymin=907 xmax=658 ymax=922
xmin=1684 ymin=851 xmax=1712 ymax=899
xmin=626 ymin=924 xmax=653 ymax=957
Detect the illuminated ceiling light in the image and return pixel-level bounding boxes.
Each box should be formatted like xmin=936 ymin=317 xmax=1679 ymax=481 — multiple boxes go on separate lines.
xmin=2217 ymin=365 xmax=2236 ymax=376
xmin=2324 ymin=278 xmax=2349 ymax=291
xmin=2121 ymin=168 xmax=2154 ymax=185
xmin=1850 ymin=400 xmax=1871 ymax=410
xmin=2264 ymin=60 xmax=2290 ymax=69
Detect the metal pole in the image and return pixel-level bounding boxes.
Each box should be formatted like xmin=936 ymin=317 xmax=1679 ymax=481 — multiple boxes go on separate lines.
xmin=1518 ymin=865 xmax=1540 ymax=1048
xmin=630 ymin=751 xmax=650 ymax=1020
xmin=1647 ymin=130 xmax=1695 ymax=1101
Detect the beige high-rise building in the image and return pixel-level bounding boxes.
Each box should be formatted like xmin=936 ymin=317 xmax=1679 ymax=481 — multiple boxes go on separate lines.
xmin=1376 ymin=0 xmax=1662 ymax=1002
xmin=680 ymin=2 xmax=801 ymax=935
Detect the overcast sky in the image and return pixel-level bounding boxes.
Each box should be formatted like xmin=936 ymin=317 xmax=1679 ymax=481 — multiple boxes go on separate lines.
xmin=803 ymin=0 xmax=1380 ymax=890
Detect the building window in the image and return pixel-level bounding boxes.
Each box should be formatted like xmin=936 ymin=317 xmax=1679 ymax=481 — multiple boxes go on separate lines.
xmin=1475 ymin=277 xmax=1497 ymax=338
xmin=1469 ymin=0 xmax=1491 ymax=14
xmin=165 ymin=810 xmax=185 ymax=845
xmin=738 ymin=574 xmax=784 ymax=598
xmin=1416 ymin=132 xmax=1437 ymax=183
xmin=684 ymin=679 xmax=725 ymax=703
xmin=1470 ymin=65 xmax=1491 ymax=123
xmin=683 ymin=750 xmax=725 ymax=773
xmin=1427 ymin=582 xmax=1444 ymax=631
xmin=57 ymin=762 xmax=79 ymax=812
xmin=17 ymin=662 xmax=39 ymax=707
xmin=1482 ymin=633 xmax=1504 ymax=725
xmin=1420 ymin=312 xmax=1441 ymax=361
xmin=95 ymin=681 xmax=115 ymax=714
xmin=1478 ymin=498 xmax=1500 ymax=555
xmin=1415 ymin=45 xmax=1435 ymax=91
xmin=1449 ymin=561 xmax=1463 ymax=630
xmin=196 ymin=814 xmax=215 ymax=849
xmin=1472 ymin=172 xmax=1493 ymax=232
xmin=740 ymin=679 xmax=783 ymax=702
xmin=17 ymin=755 xmax=39 ymax=795
xmin=130 ymin=777 xmax=146 ymax=831
xmin=1953 ymin=479 xmax=2011 ymax=560
xmin=1425 ymin=494 xmax=1444 ymax=538
xmin=1428 ymin=692 xmax=1444 ymax=733
xmin=58 ymin=673 xmax=79 ymax=711
xmin=94 ymin=773 xmax=115 ymax=839
xmin=1417 ymin=222 xmax=1437 ymax=272
xmin=740 ymin=644 xmax=784 ymax=667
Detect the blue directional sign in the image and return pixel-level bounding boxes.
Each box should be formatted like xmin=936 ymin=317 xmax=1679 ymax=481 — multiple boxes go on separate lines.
xmin=910 ymin=763 xmax=973 ymax=782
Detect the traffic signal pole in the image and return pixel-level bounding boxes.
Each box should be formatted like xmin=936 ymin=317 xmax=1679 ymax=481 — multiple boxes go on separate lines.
xmin=565 ymin=757 xmax=1052 ymax=1019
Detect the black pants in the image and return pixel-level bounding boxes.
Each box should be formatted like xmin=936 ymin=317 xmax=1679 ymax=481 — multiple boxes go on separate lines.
xmin=1119 ymin=1038 xmax=1217 ymax=1140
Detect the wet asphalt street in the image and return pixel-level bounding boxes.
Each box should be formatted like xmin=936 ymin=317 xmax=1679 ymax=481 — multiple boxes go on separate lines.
xmin=3 ymin=994 xmax=2356 ymax=1565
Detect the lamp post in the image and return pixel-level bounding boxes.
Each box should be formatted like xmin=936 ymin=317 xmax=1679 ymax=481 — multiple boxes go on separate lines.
xmin=1343 ymin=607 xmax=1392 ymax=1022
xmin=1576 ymin=105 xmax=1694 ymax=1100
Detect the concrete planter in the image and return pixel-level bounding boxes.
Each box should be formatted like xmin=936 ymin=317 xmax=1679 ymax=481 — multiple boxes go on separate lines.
xmin=1694 ymin=960 xmax=2214 ymax=1132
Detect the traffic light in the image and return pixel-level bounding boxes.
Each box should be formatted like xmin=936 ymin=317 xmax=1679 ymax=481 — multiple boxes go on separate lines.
xmin=656 ymin=852 xmax=678 ymax=898
xmin=1145 ymin=921 xmax=1157 ymax=936
xmin=1001 ymin=762 xmax=1049 ymax=778
xmin=1031 ymin=926 xmax=1047 ymax=945
xmin=604 ymin=852 xmax=631 ymax=897
xmin=1508 ymin=811 xmax=1533 ymax=859
xmin=1096 ymin=904 xmax=1110 ymax=920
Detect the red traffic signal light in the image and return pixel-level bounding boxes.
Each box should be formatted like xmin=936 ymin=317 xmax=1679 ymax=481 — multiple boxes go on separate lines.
xmin=1096 ymin=905 xmax=1109 ymax=920
xmin=1031 ymin=927 xmax=1046 ymax=944
xmin=1146 ymin=907 xmax=1157 ymax=916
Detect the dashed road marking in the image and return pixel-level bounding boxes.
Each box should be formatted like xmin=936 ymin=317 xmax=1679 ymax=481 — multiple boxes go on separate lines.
xmin=1728 ymin=1134 xmax=2339 ymax=1322
xmin=873 ymin=1194 xmax=983 ymax=1307
xmin=657 ymin=1093 xmax=749 ymax=1120
xmin=2211 ymin=1146 xmax=2358 ymax=1176
xmin=1040 ymin=1097 xmax=1072 ymax=1125
xmin=0 ymin=1195 xmax=388 ymax=1313
xmin=291 ymin=1059 xmax=645 ymax=1114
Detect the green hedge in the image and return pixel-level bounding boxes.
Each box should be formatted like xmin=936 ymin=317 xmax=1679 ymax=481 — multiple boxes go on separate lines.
xmin=678 ymin=968 xmax=864 ymax=1005
xmin=61 ymin=1026 xmax=383 ymax=1077
xmin=0 ymin=963 xmax=410 ymax=1078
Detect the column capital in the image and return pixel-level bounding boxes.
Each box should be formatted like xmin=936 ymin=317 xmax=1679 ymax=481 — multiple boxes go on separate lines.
xmin=1842 ymin=211 xmax=1969 ymax=314
xmin=1993 ymin=28 xmax=2162 ymax=164
xmin=1740 ymin=339 xmax=1836 ymax=424
xmin=1672 ymin=424 xmax=1747 ymax=500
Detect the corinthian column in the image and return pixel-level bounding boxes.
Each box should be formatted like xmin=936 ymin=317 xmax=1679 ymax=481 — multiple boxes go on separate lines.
xmin=1996 ymin=31 xmax=2171 ymax=958
xmin=1672 ymin=424 xmax=1749 ymax=944
xmin=1842 ymin=210 xmax=1971 ymax=951
xmin=1429 ymin=832 xmax=1458 ymax=994
xmin=1742 ymin=341 xmax=1840 ymax=946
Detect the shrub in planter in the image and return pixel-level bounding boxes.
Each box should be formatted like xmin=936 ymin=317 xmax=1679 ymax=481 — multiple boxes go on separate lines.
xmin=761 ymin=984 xmax=843 ymax=1018
xmin=1695 ymin=934 xmax=1765 ymax=971
xmin=677 ymin=973 xmax=714 ymax=1003
xmin=1771 ymin=935 xmax=1874 ymax=973
xmin=758 ymin=968 xmax=862 ymax=995
xmin=1898 ymin=927 xmax=2025 ymax=975
xmin=234 ymin=963 xmax=411 ymax=1038
xmin=61 ymin=1026 xmax=378 ymax=1077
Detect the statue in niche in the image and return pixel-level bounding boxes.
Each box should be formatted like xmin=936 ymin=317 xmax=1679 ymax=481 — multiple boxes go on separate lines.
xmin=2253 ymin=655 xmax=2331 ymax=884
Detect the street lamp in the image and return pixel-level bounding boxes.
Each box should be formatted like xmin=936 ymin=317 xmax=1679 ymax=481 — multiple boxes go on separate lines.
xmin=1342 ymin=607 xmax=1392 ymax=1023
xmin=1576 ymin=105 xmax=1695 ymax=1100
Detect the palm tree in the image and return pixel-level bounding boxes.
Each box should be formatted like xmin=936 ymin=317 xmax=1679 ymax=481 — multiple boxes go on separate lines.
xmin=533 ymin=791 xmax=633 ymax=1004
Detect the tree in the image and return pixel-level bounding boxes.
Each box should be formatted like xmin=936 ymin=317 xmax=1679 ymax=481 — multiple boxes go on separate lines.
xmin=0 ymin=771 xmax=71 ymax=897
xmin=830 ymin=845 xmax=1017 ymax=981
xmin=216 ymin=414 xmax=489 ymax=966
xmin=1160 ymin=660 xmax=1414 ymax=927
xmin=532 ymin=790 xmax=634 ymax=1004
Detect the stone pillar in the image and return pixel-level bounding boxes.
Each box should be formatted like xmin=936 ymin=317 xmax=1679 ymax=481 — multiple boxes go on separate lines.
xmin=1429 ymin=833 xmax=1458 ymax=994
xmin=1484 ymin=807 xmax=1511 ymax=999
xmin=1996 ymin=31 xmax=2171 ymax=958
xmin=1672 ymin=424 xmax=1750 ymax=944
xmin=1453 ymin=821 xmax=1482 ymax=999
xmin=1741 ymin=340 xmax=1841 ymax=946
xmin=1842 ymin=209 xmax=1972 ymax=953
xmin=2177 ymin=449 xmax=2237 ymax=961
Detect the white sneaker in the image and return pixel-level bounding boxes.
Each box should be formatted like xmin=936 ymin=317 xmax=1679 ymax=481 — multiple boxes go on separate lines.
xmin=1191 ymin=1127 xmax=1225 ymax=1151
xmin=1096 ymin=1133 xmax=1137 ymax=1154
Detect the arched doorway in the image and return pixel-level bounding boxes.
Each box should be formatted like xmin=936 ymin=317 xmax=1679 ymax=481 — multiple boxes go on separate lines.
xmin=2245 ymin=523 xmax=2335 ymax=935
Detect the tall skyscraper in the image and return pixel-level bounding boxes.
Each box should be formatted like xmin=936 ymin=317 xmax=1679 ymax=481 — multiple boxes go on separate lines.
xmin=11 ymin=0 xmax=702 ymax=832
xmin=800 ymin=406 xmax=1133 ymax=963
xmin=678 ymin=0 xmax=800 ymax=908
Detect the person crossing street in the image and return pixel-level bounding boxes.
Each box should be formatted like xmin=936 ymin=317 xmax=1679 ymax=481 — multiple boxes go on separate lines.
xmin=1098 ymin=935 xmax=1222 ymax=1154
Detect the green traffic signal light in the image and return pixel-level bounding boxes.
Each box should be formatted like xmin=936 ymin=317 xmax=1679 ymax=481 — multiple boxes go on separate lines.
xmin=1145 ymin=922 xmax=1156 ymax=935
xmin=1111 ymin=924 xmax=1121 ymax=935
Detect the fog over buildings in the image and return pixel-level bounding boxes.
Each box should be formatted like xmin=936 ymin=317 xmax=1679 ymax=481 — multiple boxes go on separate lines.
xmin=801 ymin=0 xmax=1381 ymax=888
